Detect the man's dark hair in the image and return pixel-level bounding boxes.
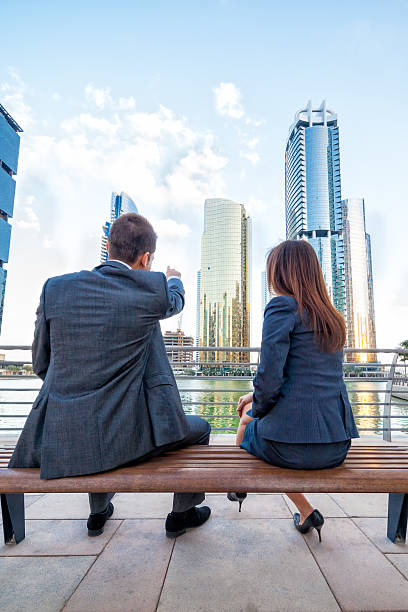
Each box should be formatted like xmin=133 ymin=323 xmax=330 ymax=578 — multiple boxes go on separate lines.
xmin=108 ymin=213 xmax=157 ymax=265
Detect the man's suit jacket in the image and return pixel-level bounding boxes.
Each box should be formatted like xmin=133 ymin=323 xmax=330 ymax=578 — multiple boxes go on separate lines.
xmin=251 ymin=295 xmax=359 ymax=443
xmin=9 ymin=261 xmax=190 ymax=479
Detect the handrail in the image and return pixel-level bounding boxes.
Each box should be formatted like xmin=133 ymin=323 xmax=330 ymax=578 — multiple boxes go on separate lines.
xmin=1 ymin=347 xmax=407 ymax=440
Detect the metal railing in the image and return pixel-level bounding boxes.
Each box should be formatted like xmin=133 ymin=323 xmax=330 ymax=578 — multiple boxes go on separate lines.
xmin=0 ymin=346 xmax=407 ymax=441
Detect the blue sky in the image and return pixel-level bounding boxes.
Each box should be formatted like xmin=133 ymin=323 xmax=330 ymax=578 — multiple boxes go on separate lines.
xmin=1 ymin=0 xmax=408 ymax=348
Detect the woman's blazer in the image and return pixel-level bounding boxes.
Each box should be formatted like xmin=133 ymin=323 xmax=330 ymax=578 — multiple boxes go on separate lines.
xmin=252 ymin=295 xmax=359 ymax=443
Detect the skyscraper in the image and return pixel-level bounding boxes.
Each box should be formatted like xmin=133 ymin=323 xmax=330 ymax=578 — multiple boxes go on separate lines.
xmin=199 ymin=198 xmax=251 ymax=363
xmin=101 ymin=191 xmax=138 ymax=262
xmin=196 ymin=269 xmax=201 ymax=363
xmin=285 ymin=100 xmax=344 ymax=315
xmin=0 ymin=103 xmax=22 ymax=334
xmin=285 ymin=101 xmax=376 ymax=357
xmin=341 ymin=198 xmax=377 ymax=360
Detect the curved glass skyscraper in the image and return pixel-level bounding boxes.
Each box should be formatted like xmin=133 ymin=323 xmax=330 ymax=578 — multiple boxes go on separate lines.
xmin=285 ymin=100 xmax=344 ymax=314
xmin=100 ymin=192 xmax=138 ymax=262
xmin=198 ymin=198 xmax=251 ymax=363
xmin=285 ymin=101 xmax=376 ymax=358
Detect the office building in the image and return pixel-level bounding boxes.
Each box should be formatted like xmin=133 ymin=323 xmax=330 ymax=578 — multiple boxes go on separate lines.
xmin=285 ymin=100 xmax=344 ymax=315
xmin=341 ymin=198 xmax=377 ymax=360
xmin=285 ymin=100 xmax=376 ymax=358
xmin=198 ymin=198 xmax=251 ymax=363
xmin=101 ymin=191 xmax=138 ymax=262
xmin=0 ymin=103 xmax=22 ymax=333
xmin=196 ymin=270 xmax=201 ymax=363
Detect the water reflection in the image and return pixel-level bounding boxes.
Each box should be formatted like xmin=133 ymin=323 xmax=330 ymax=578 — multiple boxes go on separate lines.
xmin=1 ymin=377 xmax=408 ymax=438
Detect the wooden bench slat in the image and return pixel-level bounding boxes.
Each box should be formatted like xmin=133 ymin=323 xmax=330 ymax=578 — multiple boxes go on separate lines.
xmin=1 ymin=444 xmax=408 ymax=495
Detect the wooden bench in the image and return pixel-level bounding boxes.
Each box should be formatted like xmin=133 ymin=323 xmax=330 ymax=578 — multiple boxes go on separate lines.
xmin=1 ymin=443 xmax=408 ymax=545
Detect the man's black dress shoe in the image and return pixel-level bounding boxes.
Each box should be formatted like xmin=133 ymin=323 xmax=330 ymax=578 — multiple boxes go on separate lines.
xmin=87 ymin=502 xmax=114 ymax=537
xmin=165 ymin=506 xmax=211 ymax=538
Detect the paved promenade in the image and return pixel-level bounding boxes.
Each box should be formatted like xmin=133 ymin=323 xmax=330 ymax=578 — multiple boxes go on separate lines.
xmin=1 ymin=437 xmax=408 ymax=612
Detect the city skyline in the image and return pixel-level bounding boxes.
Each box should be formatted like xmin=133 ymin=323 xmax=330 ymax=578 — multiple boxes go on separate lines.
xmin=0 ymin=1 xmax=407 ymax=351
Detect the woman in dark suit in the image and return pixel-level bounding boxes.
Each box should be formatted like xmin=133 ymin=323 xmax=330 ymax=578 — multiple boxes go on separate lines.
xmin=228 ymin=240 xmax=359 ymax=541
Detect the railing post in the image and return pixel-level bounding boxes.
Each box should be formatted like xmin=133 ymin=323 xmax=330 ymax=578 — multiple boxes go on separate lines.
xmin=383 ymin=351 xmax=399 ymax=442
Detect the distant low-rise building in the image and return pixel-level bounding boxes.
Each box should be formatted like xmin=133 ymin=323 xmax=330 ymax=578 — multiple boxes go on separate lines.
xmin=164 ymin=330 xmax=194 ymax=363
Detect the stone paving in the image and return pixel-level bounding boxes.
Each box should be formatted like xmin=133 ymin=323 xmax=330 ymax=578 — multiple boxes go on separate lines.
xmin=1 ymin=437 xmax=408 ymax=612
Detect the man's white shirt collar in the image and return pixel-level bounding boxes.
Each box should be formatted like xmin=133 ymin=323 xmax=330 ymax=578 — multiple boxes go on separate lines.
xmin=107 ymin=259 xmax=179 ymax=282
xmin=107 ymin=259 xmax=132 ymax=270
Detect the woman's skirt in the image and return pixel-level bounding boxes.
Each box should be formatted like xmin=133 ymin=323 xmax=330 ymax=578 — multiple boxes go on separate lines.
xmin=241 ymin=417 xmax=351 ymax=470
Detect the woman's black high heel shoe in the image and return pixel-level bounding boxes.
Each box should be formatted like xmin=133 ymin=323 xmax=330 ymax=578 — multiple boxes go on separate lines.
xmin=227 ymin=492 xmax=247 ymax=512
xmin=293 ymin=509 xmax=324 ymax=542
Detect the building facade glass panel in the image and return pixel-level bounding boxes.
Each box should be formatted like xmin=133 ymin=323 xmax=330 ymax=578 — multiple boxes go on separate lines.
xmin=0 ymin=170 xmax=16 ymax=217
xmin=0 ymin=103 xmax=22 ymax=335
xmin=0 ymin=112 xmax=20 ymax=174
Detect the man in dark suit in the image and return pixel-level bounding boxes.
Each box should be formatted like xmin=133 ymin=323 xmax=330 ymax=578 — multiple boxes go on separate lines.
xmin=9 ymin=213 xmax=211 ymax=538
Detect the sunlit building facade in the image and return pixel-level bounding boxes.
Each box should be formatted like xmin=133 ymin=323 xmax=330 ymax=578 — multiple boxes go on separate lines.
xmin=341 ymin=198 xmax=377 ymax=360
xmin=196 ymin=270 xmax=201 ymax=363
xmin=0 ymin=103 xmax=22 ymax=334
xmin=199 ymin=198 xmax=251 ymax=363
xmin=285 ymin=100 xmax=344 ymax=315
xmin=101 ymin=191 xmax=138 ymax=262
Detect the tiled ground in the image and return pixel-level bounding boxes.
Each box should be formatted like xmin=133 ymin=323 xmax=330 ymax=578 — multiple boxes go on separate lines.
xmin=1 ymin=437 xmax=408 ymax=611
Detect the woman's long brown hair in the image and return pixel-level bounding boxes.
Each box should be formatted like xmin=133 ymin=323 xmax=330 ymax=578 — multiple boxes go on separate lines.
xmin=266 ymin=240 xmax=346 ymax=352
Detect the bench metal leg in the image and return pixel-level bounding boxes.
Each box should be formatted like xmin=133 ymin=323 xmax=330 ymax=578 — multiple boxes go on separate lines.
xmin=1 ymin=493 xmax=25 ymax=544
xmin=387 ymin=493 xmax=408 ymax=543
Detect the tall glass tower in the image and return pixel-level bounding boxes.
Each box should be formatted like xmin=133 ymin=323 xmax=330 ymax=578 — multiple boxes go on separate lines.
xmin=341 ymin=198 xmax=377 ymax=360
xmin=199 ymin=198 xmax=251 ymax=363
xmin=195 ymin=269 xmax=201 ymax=363
xmin=285 ymin=100 xmax=344 ymax=314
xmin=0 ymin=103 xmax=22 ymax=333
xmin=101 ymin=192 xmax=138 ymax=262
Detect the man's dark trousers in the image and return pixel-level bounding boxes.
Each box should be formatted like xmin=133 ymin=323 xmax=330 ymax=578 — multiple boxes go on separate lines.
xmin=89 ymin=415 xmax=210 ymax=514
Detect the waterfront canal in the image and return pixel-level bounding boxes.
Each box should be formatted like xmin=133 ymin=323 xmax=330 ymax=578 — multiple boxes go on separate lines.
xmin=1 ymin=377 xmax=407 ymax=438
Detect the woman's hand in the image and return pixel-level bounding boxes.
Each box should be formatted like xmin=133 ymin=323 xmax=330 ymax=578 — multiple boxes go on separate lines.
xmin=237 ymin=392 xmax=253 ymax=417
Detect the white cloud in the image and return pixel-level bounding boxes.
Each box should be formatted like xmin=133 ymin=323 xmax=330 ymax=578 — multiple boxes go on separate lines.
xmin=52 ymin=92 xmax=61 ymax=101
xmin=42 ymin=237 xmax=54 ymax=248
xmin=14 ymin=206 xmax=40 ymax=231
xmin=0 ymin=68 xmax=32 ymax=128
xmin=119 ymin=96 xmax=136 ymax=110
xmin=241 ymin=151 xmax=260 ymax=166
xmin=213 ymin=82 xmax=245 ymax=119
xmin=85 ymin=83 xmax=112 ymax=108
xmin=247 ymin=137 xmax=259 ymax=150
xmin=62 ymin=113 xmax=120 ymax=136
xmin=154 ymin=219 xmax=192 ymax=238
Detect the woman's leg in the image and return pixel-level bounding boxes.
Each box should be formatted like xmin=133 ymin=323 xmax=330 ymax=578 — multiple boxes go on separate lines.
xmin=236 ymin=404 xmax=254 ymax=446
xmin=286 ymin=493 xmax=314 ymax=524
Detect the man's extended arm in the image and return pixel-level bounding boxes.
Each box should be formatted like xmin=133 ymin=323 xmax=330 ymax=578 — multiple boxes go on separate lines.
xmin=161 ymin=276 xmax=185 ymax=320
xmin=32 ymin=281 xmax=51 ymax=380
